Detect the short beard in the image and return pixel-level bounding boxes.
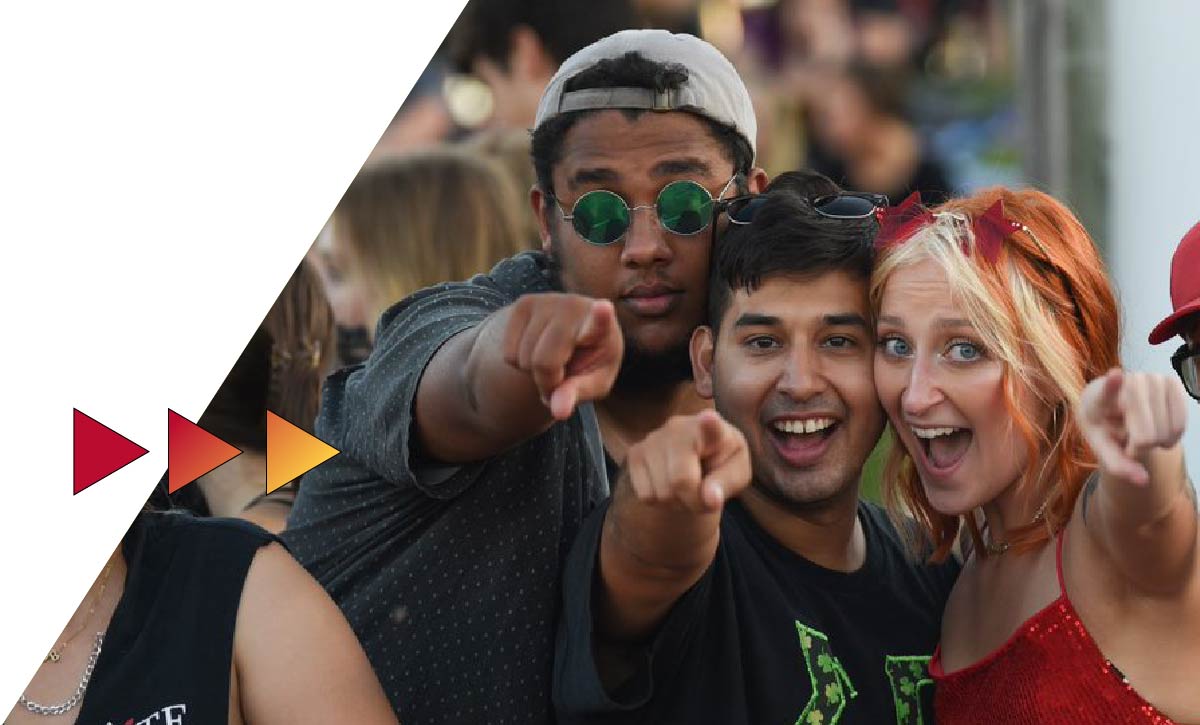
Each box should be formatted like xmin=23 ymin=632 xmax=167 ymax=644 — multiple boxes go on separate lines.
xmin=614 ymin=339 xmax=694 ymax=393
xmin=544 ymin=231 xmax=566 ymax=291
xmin=749 ymin=478 xmax=848 ymax=514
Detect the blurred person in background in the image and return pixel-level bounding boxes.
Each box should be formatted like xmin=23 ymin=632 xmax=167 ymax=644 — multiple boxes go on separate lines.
xmin=444 ymin=0 xmax=638 ymax=131
xmin=184 ymin=259 xmax=336 ymax=533
xmin=460 ymin=127 xmax=543 ymax=245
xmin=742 ymin=0 xmax=925 ymax=76
xmin=807 ymin=64 xmax=952 ymax=203
xmin=307 ymin=222 xmax=375 ymax=367
xmin=371 ymin=0 xmax=642 ymax=163
xmin=633 ymin=0 xmax=700 ymax=35
xmin=368 ymin=62 xmax=457 ymax=161
xmin=777 ymin=0 xmax=858 ymax=68
xmin=733 ymin=0 xmax=996 ymax=196
xmin=854 ymin=0 xmax=922 ymax=68
xmin=1149 ymin=220 xmax=1200 ymax=405
xmin=7 ymin=510 xmax=396 ymax=724
xmin=325 ymin=148 xmax=528 ymax=343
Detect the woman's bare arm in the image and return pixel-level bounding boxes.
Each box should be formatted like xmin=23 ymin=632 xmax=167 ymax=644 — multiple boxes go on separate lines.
xmin=1078 ymin=370 xmax=1198 ymax=597
xmin=232 ymin=543 xmax=398 ymax=724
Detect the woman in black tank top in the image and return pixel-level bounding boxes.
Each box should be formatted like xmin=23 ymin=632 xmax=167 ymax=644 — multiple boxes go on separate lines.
xmin=6 ymin=512 xmax=397 ymax=725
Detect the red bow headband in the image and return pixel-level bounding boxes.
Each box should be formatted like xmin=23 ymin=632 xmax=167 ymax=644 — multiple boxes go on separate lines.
xmin=874 ymin=192 xmax=1024 ymax=264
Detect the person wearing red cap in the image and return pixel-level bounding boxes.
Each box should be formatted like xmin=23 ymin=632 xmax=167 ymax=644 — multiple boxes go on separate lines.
xmin=1149 ymin=220 xmax=1200 ymax=403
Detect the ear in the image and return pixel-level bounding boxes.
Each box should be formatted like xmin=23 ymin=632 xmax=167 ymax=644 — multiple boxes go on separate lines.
xmin=530 ymin=186 xmax=553 ymax=253
xmin=746 ymin=167 xmax=770 ymax=194
xmin=690 ymin=325 xmax=717 ymax=400
xmin=509 ymin=25 xmax=555 ymax=82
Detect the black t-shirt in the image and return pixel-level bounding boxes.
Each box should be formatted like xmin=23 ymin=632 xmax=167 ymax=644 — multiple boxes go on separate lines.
xmin=555 ymin=499 xmax=959 ymax=725
xmin=283 ymin=251 xmax=610 ymax=725
xmin=75 ymin=512 xmax=275 ymax=724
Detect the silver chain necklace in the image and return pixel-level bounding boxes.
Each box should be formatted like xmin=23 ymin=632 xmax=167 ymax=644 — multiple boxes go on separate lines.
xmin=18 ymin=631 xmax=104 ymax=716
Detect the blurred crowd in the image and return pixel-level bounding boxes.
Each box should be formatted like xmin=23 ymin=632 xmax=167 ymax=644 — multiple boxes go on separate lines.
xmin=371 ymin=0 xmax=1015 ymax=196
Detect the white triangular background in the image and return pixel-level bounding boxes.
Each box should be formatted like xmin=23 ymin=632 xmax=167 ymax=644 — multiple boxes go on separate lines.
xmin=0 ymin=0 xmax=467 ymax=705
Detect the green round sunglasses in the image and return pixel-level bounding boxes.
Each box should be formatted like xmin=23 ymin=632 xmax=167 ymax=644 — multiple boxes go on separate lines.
xmin=551 ymin=176 xmax=738 ymax=246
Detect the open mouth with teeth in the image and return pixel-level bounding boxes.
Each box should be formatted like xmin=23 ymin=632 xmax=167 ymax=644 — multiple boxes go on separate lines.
xmin=912 ymin=426 xmax=973 ymax=472
xmin=768 ymin=417 xmax=838 ymax=466
xmin=774 ymin=418 xmax=837 ymax=436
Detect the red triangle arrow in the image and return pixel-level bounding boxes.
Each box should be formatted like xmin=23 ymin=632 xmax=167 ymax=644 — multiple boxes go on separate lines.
xmin=73 ymin=409 xmax=149 ymax=495
xmin=167 ymin=409 xmax=242 ymax=493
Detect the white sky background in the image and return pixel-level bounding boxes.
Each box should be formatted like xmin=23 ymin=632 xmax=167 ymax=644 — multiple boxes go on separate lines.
xmin=1109 ymin=0 xmax=1200 ymax=469
xmin=0 ymin=0 xmax=467 ymax=705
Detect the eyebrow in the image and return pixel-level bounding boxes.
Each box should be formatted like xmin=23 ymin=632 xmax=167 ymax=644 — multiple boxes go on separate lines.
xmin=566 ymin=158 xmax=716 ymax=193
xmin=651 ymin=157 xmax=713 ymax=178
xmin=568 ymin=167 xmax=620 ymax=189
xmin=876 ymin=315 xmax=973 ymax=330
xmin=825 ymin=313 xmax=870 ymax=329
xmin=733 ymin=313 xmax=780 ymax=328
xmin=934 ymin=317 xmax=973 ymax=330
xmin=733 ymin=313 xmax=870 ymax=329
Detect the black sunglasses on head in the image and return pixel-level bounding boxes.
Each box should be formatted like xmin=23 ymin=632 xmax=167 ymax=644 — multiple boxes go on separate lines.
xmin=718 ymin=191 xmax=889 ymax=226
xmin=1171 ymin=342 xmax=1200 ymax=401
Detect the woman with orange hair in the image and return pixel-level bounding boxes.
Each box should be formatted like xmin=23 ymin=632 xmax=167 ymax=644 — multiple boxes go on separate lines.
xmin=869 ymin=188 xmax=1198 ymax=722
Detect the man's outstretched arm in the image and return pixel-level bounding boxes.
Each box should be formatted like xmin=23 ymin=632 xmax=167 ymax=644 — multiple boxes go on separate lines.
xmin=597 ymin=410 xmax=751 ymax=641
xmin=416 ymin=293 xmax=623 ymax=464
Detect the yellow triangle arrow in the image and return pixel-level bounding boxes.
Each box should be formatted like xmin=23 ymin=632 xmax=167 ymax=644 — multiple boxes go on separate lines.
xmin=265 ymin=411 xmax=339 ymax=494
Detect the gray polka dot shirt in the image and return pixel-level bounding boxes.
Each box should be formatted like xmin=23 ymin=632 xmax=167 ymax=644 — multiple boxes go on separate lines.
xmin=284 ymin=252 xmax=609 ymax=724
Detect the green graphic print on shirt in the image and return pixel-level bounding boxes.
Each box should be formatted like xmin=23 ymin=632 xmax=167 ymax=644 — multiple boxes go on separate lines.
xmin=794 ymin=622 xmax=933 ymax=725
xmin=884 ymin=655 xmax=934 ymax=725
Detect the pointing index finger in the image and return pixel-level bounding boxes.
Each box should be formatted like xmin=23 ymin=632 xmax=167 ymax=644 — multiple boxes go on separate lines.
xmin=694 ymin=410 xmax=726 ymax=459
xmin=1101 ymin=368 xmax=1125 ymax=408
xmin=576 ymin=299 xmax=616 ymax=345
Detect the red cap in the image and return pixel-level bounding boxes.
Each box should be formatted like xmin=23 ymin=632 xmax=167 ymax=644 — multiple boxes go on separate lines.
xmin=1149 ymin=220 xmax=1200 ymax=344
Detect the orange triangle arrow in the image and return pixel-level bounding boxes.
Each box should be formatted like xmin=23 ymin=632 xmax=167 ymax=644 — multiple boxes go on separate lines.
xmin=266 ymin=411 xmax=338 ymax=494
xmin=168 ymin=409 xmax=241 ymax=493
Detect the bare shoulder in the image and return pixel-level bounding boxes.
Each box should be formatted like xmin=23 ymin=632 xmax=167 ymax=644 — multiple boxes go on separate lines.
xmin=240 ymin=542 xmax=310 ymax=597
xmin=232 ymin=543 xmax=398 ymax=724
xmin=1068 ymin=488 xmax=1200 ymax=606
xmin=1064 ymin=500 xmax=1124 ymax=603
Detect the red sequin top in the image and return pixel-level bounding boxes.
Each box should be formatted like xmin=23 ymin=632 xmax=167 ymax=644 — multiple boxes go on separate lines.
xmin=929 ymin=533 xmax=1177 ymax=724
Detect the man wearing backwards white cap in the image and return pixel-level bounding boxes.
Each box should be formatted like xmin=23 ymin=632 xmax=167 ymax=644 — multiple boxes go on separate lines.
xmin=283 ymin=29 xmax=766 ymax=724
xmin=1149 ymin=220 xmax=1200 ymax=404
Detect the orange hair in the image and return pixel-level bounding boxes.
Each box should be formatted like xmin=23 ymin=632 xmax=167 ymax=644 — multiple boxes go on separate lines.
xmin=870 ymin=187 xmax=1120 ymax=561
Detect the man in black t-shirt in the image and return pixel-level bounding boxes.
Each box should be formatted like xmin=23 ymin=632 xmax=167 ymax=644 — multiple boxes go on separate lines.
xmin=283 ymin=30 xmax=768 ymax=724
xmin=554 ymin=171 xmax=959 ymax=725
